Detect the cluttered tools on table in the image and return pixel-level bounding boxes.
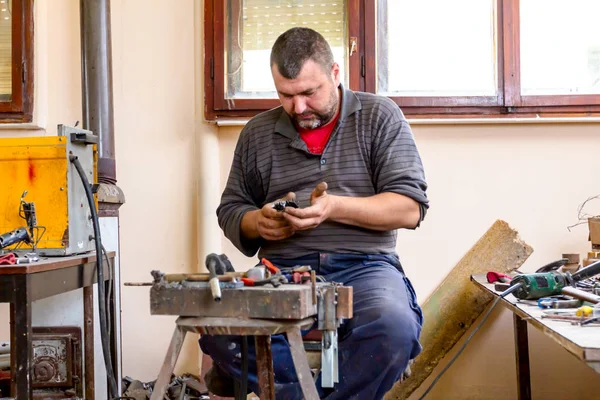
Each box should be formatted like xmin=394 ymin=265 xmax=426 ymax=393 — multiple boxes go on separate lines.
xmin=487 ymin=254 xmax=600 ymax=326
xmin=142 ymin=252 xmax=353 ymax=389
xmin=147 ymin=254 xmax=319 ymax=299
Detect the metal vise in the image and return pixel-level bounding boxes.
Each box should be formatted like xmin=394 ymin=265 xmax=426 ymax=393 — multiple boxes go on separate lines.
xmin=317 ymin=284 xmax=353 ymax=388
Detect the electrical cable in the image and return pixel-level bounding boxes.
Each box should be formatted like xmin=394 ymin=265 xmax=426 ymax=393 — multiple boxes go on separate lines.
xmin=102 ymin=244 xmax=113 ymax=348
xmin=418 ymin=283 xmax=524 ymax=400
xmin=70 ymin=155 xmax=119 ymax=398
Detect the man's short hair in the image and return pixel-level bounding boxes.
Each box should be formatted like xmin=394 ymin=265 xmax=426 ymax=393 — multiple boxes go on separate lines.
xmin=270 ymin=27 xmax=334 ymax=79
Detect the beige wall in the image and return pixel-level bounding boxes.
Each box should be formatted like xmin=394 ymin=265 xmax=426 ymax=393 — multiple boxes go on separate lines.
xmin=3 ymin=0 xmax=600 ymax=397
xmin=111 ymin=0 xmax=201 ymax=378
xmin=0 ymin=0 xmax=203 ymax=381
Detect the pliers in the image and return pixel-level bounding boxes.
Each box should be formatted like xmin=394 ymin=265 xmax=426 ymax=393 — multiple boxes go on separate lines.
xmin=241 ymin=275 xmax=288 ymax=287
xmin=241 ymin=258 xmax=288 ymax=287
xmin=260 ymin=258 xmax=280 ymax=276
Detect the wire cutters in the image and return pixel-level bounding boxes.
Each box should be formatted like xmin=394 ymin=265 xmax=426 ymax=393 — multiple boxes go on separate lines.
xmin=261 ymin=258 xmax=280 ymax=275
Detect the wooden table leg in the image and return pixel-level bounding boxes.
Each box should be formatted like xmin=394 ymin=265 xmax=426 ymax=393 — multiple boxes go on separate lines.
xmin=255 ymin=335 xmax=275 ymax=400
xmin=83 ymin=286 xmax=95 ymax=400
xmin=149 ymin=325 xmax=187 ymax=400
xmin=287 ymin=327 xmax=320 ymax=400
xmin=12 ymin=275 xmax=32 ymax=399
xmin=514 ymin=313 xmax=531 ymax=400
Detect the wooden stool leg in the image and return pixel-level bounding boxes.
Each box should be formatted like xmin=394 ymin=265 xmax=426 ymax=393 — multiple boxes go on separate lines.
xmin=150 ymin=326 xmax=187 ymax=400
xmin=255 ymin=335 xmax=275 ymax=400
xmin=287 ymin=328 xmax=320 ymax=400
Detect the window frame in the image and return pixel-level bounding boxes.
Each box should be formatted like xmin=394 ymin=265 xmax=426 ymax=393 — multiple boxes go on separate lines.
xmin=503 ymin=0 xmax=600 ymax=110
xmin=366 ymin=0 xmax=506 ymax=111
xmin=204 ymin=0 xmax=362 ymax=120
xmin=204 ymin=0 xmax=600 ymax=121
xmin=0 ymin=0 xmax=33 ymax=123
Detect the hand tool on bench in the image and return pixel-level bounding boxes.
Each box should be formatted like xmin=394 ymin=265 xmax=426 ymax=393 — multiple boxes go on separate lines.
xmin=260 ymin=258 xmax=280 ymax=276
xmin=206 ymin=253 xmax=236 ymax=302
xmin=0 ymin=253 xmax=16 ymax=265
xmin=241 ymin=274 xmax=288 ymax=287
xmin=537 ymin=296 xmax=581 ymax=309
xmin=509 ymin=259 xmax=600 ymax=300
xmin=486 ymin=271 xmax=512 ymax=283
xmin=241 ymin=258 xmax=289 ymax=287
xmin=561 ymin=286 xmax=600 ymax=304
xmin=0 ymin=227 xmax=31 ymax=249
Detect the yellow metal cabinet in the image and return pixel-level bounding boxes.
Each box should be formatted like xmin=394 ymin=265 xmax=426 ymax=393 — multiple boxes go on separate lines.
xmin=0 ymin=125 xmax=97 ymax=255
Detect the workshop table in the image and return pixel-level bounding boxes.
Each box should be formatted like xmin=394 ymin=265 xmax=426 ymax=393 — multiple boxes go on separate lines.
xmin=150 ymin=316 xmax=319 ymax=400
xmin=148 ymin=275 xmax=353 ymax=400
xmin=471 ymin=274 xmax=600 ymax=400
xmin=0 ymin=252 xmax=116 ymax=399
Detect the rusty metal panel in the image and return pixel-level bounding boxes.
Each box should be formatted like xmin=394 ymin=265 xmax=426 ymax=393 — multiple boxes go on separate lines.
xmin=150 ymin=285 xmax=317 ymax=320
xmin=31 ymin=326 xmax=83 ymax=399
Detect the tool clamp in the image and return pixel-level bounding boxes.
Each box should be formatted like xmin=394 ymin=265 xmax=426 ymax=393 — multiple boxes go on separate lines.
xmin=317 ymin=283 xmax=342 ymax=388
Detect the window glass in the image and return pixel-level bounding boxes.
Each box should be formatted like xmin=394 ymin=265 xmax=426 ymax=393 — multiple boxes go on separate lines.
xmin=377 ymin=0 xmax=497 ymax=97
xmin=0 ymin=0 xmax=12 ymax=101
xmin=520 ymin=0 xmax=600 ymax=96
xmin=225 ymin=0 xmax=348 ymax=99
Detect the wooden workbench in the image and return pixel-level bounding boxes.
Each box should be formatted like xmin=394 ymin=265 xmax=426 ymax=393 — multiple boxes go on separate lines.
xmin=471 ymin=274 xmax=600 ymax=400
xmin=0 ymin=252 xmax=116 ymax=400
xmin=149 ymin=281 xmax=352 ymax=400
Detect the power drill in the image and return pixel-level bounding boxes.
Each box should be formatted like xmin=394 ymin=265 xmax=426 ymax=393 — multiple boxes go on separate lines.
xmin=509 ymin=259 xmax=600 ymax=300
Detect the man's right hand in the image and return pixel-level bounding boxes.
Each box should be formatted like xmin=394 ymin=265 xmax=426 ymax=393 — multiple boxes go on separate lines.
xmin=241 ymin=193 xmax=296 ymax=241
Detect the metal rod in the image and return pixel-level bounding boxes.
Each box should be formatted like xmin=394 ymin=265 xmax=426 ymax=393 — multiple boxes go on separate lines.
xmin=561 ymin=286 xmax=600 ymax=304
xmin=80 ymin=0 xmax=117 ymax=183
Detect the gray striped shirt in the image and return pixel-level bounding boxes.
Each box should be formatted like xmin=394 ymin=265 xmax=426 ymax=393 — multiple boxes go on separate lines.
xmin=217 ymin=84 xmax=429 ymax=259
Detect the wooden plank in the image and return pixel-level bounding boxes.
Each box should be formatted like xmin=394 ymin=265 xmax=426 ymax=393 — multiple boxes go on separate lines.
xmin=149 ymin=326 xmax=187 ymax=400
xmin=255 ymin=336 xmax=275 ymax=400
xmin=385 ymin=220 xmax=533 ymax=399
xmin=150 ymin=284 xmax=318 ymax=320
xmin=83 ymin=286 xmax=95 ymax=400
xmin=589 ymin=217 xmax=600 ymax=247
xmin=287 ymin=327 xmax=320 ymax=400
xmin=0 ymin=252 xmax=115 ymax=275
xmin=177 ymin=316 xmax=315 ymax=336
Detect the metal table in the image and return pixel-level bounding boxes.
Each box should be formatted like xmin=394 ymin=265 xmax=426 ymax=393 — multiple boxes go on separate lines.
xmin=471 ymin=273 xmax=600 ymax=400
xmin=0 ymin=252 xmax=116 ymax=399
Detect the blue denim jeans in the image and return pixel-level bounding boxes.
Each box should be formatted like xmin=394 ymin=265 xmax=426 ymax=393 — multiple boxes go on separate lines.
xmin=199 ymin=253 xmax=424 ymax=400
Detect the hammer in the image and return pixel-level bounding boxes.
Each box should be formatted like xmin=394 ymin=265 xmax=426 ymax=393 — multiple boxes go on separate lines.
xmin=205 ymin=253 xmax=235 ymax=302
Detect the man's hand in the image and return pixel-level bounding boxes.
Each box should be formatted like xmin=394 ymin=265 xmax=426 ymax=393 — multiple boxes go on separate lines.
xmin=283 ymin=181 xmax=422 ymax=232
xmin=241 ymin=193 xmax=297 ymax=241
xmin=283 ymin=182 xmax=335 ymax=231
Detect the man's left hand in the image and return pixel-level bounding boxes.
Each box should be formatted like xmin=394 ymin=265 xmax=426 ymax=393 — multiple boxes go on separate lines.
xmin=282 ymin=182 xmax=335 ymax=231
